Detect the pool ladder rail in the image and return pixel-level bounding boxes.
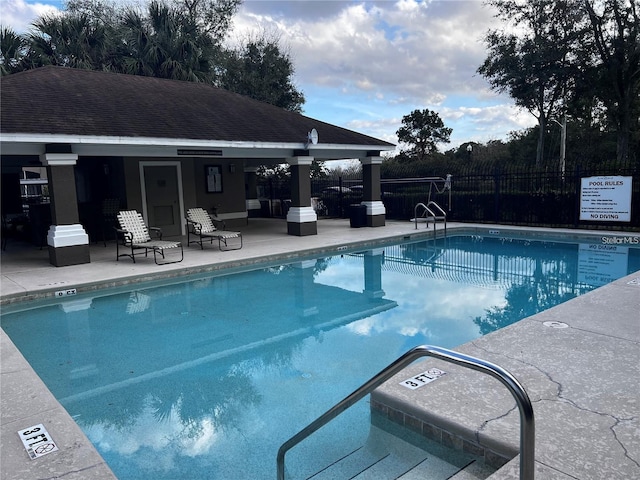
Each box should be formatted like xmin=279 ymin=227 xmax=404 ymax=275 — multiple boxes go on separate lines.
xmin=277 ymin=345 xmax=535 ymax=480
xmin=414 ymin=201 xmax=447 ymax=234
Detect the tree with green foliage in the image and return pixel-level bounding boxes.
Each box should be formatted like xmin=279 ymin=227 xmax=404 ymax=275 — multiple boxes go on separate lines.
xmin=0 ymin=0 xmax=306 ymax=114
xmin=118 ymin=1 xmax=217 ymax=82
xmin=0 ymin=27 xmax=28 ymax=75
xmin=325 ymin=160 xmax=362 ymax=177
xmin=65 ymin=0 xmax=239 ymax=42
xmin=65 ymin=0 xmax=119 ymax=23
xmin=26 ymin=12 xmax=119 ymax=70
xmin=582 ymin=0 xmax=639 ymax=162
xmin=221 ymin=36 xmax=305 ymax=112
xmin=478 ymin=0 xmax=583 ymax=167
xmin=177 ymin=0 xmax=241 ymax=40
xmin=395 ymin=108 xmax=452 ymax=162
xmin=257 ymin=159 xmax=326 ymax=181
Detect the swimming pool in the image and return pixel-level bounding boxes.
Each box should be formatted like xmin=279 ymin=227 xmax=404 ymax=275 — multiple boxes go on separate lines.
xmin=2 ymin=234 xmax=638 ymax=479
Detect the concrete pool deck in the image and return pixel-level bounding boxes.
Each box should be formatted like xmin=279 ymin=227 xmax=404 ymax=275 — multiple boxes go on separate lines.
xmin=1 ymin=219 xmax=639 ymax=479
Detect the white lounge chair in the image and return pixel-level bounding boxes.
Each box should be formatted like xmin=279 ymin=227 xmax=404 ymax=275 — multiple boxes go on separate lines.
xmin=115 ymin=210 xmax=183 ymax=265
xmin=186 ymin=208 xmax=242 ymax=251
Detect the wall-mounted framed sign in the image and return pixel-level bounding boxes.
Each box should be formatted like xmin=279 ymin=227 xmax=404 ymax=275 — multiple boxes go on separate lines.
xmin=205 ymin=165 xmax=223 ymax=193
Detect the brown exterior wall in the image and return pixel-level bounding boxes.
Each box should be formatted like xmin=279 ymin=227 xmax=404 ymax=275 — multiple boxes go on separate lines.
xmin=121 ymin=157 xmax=246 ymax=228
xmin=181 ymin=160 xmax=197 ymax=209
xmin=123 ymin=157 xmax=143 ymax=211
xmin=192 ymin=158 xmax=246 ymax=227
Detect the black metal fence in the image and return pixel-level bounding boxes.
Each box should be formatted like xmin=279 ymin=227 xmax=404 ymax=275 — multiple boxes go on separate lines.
xmin=444 ymin=162 xmax=638 ymax=230
xmin=258 ymin=174 xmax=364 ymax=218
xmin=257 ymin=161 xmax=639 ymax=230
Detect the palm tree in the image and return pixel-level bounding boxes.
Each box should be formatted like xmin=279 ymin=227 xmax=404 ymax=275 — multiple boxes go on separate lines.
xmin=0 ymin=27 xmax=28 ymax=75
xmin=120 ymin=1 xmax=215 ymax=82
xmin=27 ymin=13 xmax=117 ymax=71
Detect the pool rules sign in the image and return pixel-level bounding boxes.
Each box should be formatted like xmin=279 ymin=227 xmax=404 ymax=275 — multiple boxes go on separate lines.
xmin=580 ymin=176 xmax=632 ymax=222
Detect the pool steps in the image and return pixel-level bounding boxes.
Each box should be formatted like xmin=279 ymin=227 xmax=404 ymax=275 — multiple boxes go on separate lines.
xmin=306 ymin=421 xmax=495 ymax=480
xmin=413 ymin=200 xmax=448 ymax=235
xmin=278 ymin=345 xmax=534 ymax=480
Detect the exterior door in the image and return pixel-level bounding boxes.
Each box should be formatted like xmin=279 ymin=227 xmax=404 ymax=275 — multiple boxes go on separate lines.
xmin=142 ymin=164 xmax=183 ymax=237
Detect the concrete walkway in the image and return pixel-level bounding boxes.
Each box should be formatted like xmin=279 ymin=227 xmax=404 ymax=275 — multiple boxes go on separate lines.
xmin=1 ymin=219 xmax=638 ymax=479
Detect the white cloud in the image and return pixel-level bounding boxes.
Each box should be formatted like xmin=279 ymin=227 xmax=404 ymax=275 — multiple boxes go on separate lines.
xmin=1 ymin=0 xmax=60 ymax=32
xmin=345 ymin=117 xmax=400 ymax=145
xmin=232 ymin=1 xmax=524 ymax=147
xmin=84 ymin=402 xmax=221 ymax=475
xmin=233 ymin=1 xmax=492 ymax=96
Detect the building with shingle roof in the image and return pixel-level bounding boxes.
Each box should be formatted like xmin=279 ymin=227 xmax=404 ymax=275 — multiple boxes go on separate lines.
xmin=1 ymin=66 xmax=393 ymax=266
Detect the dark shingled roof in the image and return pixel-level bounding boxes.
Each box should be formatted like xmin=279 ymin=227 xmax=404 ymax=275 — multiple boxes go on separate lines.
xmin=0 ymin=66 xmax=393 ymax=148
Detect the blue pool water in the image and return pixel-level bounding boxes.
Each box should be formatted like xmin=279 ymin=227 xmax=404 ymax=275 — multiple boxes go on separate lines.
xmin=2 ymin=235 xmax=639 ymax=479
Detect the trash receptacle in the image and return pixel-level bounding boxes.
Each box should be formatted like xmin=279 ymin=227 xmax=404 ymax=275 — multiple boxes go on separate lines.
xmin=349 ymin=204 xmax=367 ymax=228
xmin=260 ymin=200 xmax=271 ymax=217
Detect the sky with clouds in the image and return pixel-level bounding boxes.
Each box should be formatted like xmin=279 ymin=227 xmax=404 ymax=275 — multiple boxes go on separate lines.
xmin=2 ymin=0 xmax=537 ymax=153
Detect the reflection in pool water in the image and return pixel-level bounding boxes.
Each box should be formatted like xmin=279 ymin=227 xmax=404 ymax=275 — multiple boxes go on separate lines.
xmin=2 ymin=235 xmax=638 ymax=479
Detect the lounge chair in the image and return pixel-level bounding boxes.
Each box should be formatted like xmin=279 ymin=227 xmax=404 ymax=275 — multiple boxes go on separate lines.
xmin=186 ymin=208 xmax=242 ymax=251
xmin=115 ymin=210 xmax=183 ymax=265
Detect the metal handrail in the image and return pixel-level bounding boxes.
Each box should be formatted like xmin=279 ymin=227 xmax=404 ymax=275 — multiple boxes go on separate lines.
xmin=426 ymin=200 xmax=446 ymax=219
xmin=277 ymin=345 xmax=534 ymax=480
xmin=414 ymin=201 xmax=447 ymax=234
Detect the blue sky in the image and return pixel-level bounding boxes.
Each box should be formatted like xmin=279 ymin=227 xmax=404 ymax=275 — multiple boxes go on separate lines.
xmin=2 ymin=0 xmax=537 ymax=154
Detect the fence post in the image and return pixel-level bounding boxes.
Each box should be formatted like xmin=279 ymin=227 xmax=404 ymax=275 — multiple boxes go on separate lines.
xmin=494 ymin=167 xmax=501 ymax=223
xmin=573 ymin=165 xmax=581 ymax=228
xmin=268 ymin=179 xmax=273 ymax=217
xmin=339 ymin=176 xmax=344 ymax=217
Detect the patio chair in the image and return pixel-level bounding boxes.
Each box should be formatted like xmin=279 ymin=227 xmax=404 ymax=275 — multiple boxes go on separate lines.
xmin=115 ymin=210 xmax=183 ymax=265
xmin=186 ymin=208 xmax=242 ymax=251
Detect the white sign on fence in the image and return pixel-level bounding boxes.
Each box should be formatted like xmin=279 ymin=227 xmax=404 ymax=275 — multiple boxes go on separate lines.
xmin=579 ymin=176 xmax=632 ymax=222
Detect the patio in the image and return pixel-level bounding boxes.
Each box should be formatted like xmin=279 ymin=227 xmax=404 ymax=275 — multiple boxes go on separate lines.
xmin=1 ymin=218 xmax=429 ymax=305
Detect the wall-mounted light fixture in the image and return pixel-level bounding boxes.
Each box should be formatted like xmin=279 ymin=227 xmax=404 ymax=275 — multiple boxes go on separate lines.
xmin=229 ymin=163 xmax=236 ymax=173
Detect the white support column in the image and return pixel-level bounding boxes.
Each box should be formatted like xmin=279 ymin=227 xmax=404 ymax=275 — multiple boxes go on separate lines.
xmin=363 ymin=248 xmax=385 ymax=299
xmin=360 ymin=156 xmax=386 ymax=227
xmin=40 ymin=150 xmax=91 ymax=266
xmin=286 ymin=156 xmax=317 ymax=236
xmin=361 ymin=201 xmax=386 ymax=216
xmin=47 ymin=224 xmax=89 ymax=248
xmin=292 ymin=260 xmax=319 ymax=317
xmin=40 ymin=153 xmax=79 ymax=166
